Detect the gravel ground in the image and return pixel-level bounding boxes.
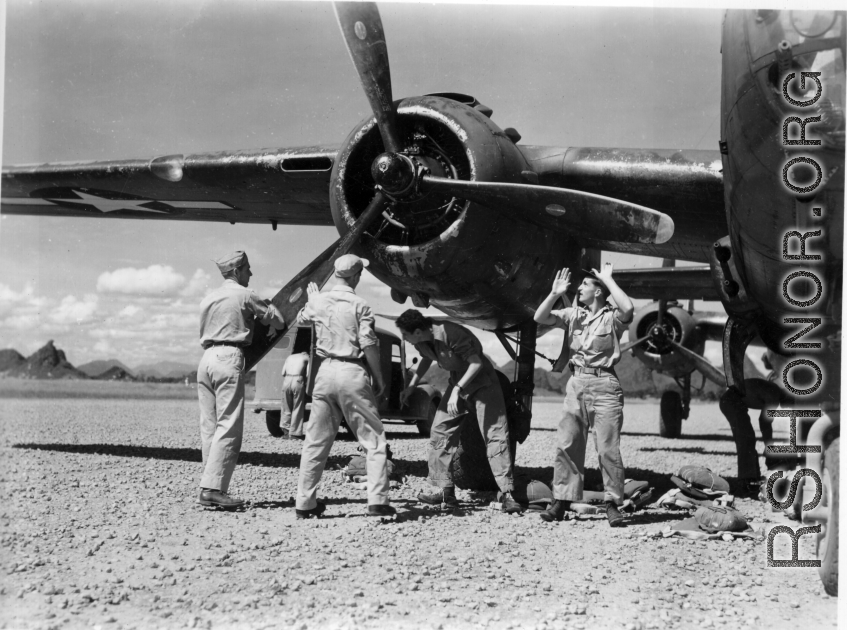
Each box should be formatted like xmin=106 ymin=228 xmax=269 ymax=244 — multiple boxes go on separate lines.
xmin=0 ymin=396 xmax=837 ymax=630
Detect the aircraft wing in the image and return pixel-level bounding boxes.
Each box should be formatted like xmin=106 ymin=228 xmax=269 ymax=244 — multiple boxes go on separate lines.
xmin=521 ymin=146 xmax=728 ymax=263
xmin=610 ymin=265 xmax=719 ymax=300
xmin=1 ymin=146 xmax=338 ymax=226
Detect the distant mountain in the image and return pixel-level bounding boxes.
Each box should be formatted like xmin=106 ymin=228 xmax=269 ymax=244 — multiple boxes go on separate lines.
xmin=134 ymin=360 xmax=197 ymax=379
xmin=0 ymin=341 xmax=88 ymax=379
xmin=93 ymin=366 xmax=136 ymax=381
xmin=77 ymin=359 xmax=135 ymax=378
xmin=0 ymin=349 xmax=26 ymax=373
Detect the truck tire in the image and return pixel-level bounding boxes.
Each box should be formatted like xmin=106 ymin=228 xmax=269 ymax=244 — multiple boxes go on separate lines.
xmin=451 ymin=371 xmax=518 ymax=491
xmin=659 ymin=390 xmax=683 ymax=438
xmin=266 ymin=410 xmax=284 ymax=438
xmin=818 ymin=436 xmax=839 ymax=596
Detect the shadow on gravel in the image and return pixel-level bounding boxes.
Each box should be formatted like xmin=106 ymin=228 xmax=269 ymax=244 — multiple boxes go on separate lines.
xmin=12 ymin=443 xmax=342 ymax=470
xmin=637 ymin=446 xmax=735 ymax=456
xmin=621 ymin=431 xmax=735 ymax=442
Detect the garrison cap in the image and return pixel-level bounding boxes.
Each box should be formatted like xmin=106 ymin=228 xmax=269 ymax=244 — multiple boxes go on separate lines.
xmin=214 ymin=251 xmax=248 ymax=274
xmin=580 ymin=269 xmax=609 ymax=292
xmin=334 ymin=254 xmax=369 ymax=278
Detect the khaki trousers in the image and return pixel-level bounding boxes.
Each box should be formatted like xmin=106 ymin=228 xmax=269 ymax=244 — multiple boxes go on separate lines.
xmin=553 ymin=373 xmax=625 ymax=504
xmin=281 ymin=375 xmax=306 ymax=437
xmin=197 ymin=346 xmax=245 ymax=493
xmin=296 ymin=359 xmax=389 ymax=510
xmin=428 ymin=382 xmax=514 ymax=493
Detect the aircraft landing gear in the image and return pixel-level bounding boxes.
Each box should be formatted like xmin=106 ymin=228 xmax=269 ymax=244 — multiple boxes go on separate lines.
xmin=659 ymin=373 xmax=691 ymax=438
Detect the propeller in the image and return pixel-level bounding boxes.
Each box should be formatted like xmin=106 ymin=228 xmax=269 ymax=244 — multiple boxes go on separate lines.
xmin=420 ymin=176 xmax=674 ymax=244
xmin=666 ymin=339 xmax=726 ymax=387
xmin=334 ymin=2 xmax=675 ymax=246
xmin=334 ymin=2 xmax=403 ymax=153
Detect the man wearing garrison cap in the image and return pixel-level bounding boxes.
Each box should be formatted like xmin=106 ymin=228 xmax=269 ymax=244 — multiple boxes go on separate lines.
xmin=293 ymin=254 xmax=395 ymax=518
xmin=197 ymin=250 xmax=285 ymax=509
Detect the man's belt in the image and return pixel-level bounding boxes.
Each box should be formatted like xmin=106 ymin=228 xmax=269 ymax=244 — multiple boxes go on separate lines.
xmin=207 ymin=341 xmax=244 ymax=349
xmin=322 ymin=356 xmax=364 ymax=364
xmin=569 ymin=362 xmax=616 ymax=377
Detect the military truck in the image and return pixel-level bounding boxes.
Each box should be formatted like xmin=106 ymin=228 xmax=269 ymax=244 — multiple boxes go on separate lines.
xmin=248 ymin=323 xmax=441 ymax=437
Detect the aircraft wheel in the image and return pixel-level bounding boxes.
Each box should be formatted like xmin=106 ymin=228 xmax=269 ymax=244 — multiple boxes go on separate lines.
xmin=659 ymin=390 xmax=683 ymax=438
xmin=266 ymin=410 xmax=284 ymax=438
xmin=817 ymin=437 xmax=839 ymax=596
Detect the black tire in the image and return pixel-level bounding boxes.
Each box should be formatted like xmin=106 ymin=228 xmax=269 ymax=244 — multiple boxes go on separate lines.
xmin=818 ymin=436 xmax=839 ymax=596
xmin=266 ymin=410 xmax=283 ymax=438
xmin=416 ymin=399 xmax=438 ymax=437
xmin=659 ymin=390 xmax=683 ymax=438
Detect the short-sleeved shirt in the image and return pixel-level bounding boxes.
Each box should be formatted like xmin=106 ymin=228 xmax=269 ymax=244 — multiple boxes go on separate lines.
xmin=199 ymin=279 xmax=285 ymax=348
xmin=413 ymin=322 xmax=495 ymax=398
xmin=298 ymin=285 xmax=377 ymax=360
xmin=550 ymin=303 xmax=631 ymax=369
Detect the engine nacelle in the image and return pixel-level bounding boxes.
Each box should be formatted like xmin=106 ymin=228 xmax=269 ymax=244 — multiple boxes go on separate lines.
xmin=627 ymin=303 xmax=706 ymax=378
xmin=329 ymin=95 xmax=579 ymax=330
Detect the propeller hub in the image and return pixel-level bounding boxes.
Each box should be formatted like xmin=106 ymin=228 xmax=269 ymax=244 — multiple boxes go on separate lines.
xmin=371 ymin=152 xmax=416 ymax=197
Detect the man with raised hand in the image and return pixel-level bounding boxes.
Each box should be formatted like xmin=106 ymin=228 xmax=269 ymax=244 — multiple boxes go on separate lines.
xmin=197 ymin=250 xmax=285 ymax=509
xmin=294 ymin=254 xmax=394 ymax=519
xmin=533 ymin=263 xmax=634 ymax=527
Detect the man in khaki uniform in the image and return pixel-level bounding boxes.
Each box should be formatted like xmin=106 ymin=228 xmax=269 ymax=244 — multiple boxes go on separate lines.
xmin=534 ymin=264 xmax=633 ymax=527
xmin=294 ymin=254 xmax=395 ymax=518
xmin=197 ymin=251 xmax=285 ymax=509
xmin=280 ymin=351 xmax=309 ymax=439
xmin=395 ymin=309 xmax=522 ymax=513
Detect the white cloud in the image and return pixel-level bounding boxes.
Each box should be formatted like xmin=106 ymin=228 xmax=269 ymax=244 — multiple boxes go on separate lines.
xmin=50 ymin=294 xmax=99 ymax=325
xmin=180 ymin=268 xmax=213 ymax=297
xmin=0 ymin=283 xmax=45 ymax=318
xmin=118 ymin=304 xmax=142 ymax=318
xmin=97 ymin=265 xmax=186 ymax=296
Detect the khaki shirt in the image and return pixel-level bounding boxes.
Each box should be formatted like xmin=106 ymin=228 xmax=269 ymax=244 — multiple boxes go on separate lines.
xmin=199 ymin=279 xmax=285 ymax=348
xmin=414 ymin=322 xmax=495 ymax=398
xmin=298 ymin=285 xmax=377 ymax=360
xmin=550 ymin=303 xmax=631 ymax=369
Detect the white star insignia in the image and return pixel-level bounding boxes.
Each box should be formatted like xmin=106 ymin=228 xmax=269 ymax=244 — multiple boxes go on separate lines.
xmin=48 ymin=190 xmax=168 ymax=213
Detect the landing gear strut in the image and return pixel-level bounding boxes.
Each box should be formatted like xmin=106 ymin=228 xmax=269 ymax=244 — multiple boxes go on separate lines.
xmin=659 ymin=373 xmax=691 ymax=439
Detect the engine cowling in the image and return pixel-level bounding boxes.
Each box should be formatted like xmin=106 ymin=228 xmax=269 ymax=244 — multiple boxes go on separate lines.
xmin=627 ymin=303 xmax=706 ymax=378
xmin=329 ymin=95 xmax=580 ymax=330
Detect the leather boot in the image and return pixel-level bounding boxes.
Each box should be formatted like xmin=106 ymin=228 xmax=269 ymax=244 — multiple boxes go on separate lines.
xmin=606 ymin=501 xmax=625 ymax=527
xmin=501 ymin=491 xmax=524 ymax=514
xmin=198 ymin=489 xmax=245 ymax=510
xmin=418 ymin=486 xmax=459 ymax=507
xmin=539 ymin=499 xmax=570 ymax=522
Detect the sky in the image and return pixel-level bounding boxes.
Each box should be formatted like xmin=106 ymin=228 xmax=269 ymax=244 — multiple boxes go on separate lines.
xmin=0 ymin=1 xmax=732 ymax=370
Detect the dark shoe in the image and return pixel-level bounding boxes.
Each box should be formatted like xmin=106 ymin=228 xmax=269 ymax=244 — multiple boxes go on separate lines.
xmin=539 ymin=499 xmax=570 ymax=522
xmin=289 ymin=433 xmax=305 ymax=441
xmin=295 ymin=502 xmax=326 ymax=519
xmin=367 ymin=504 xmax=397 ymax=517
xmin=418 ymin=487 xmax=459 ymax=508
xmin=198 ymin=489 xmax=245 ymax=510
xmin=501 ymin=492 xmax=524 ymax=514
xmin=606 ymin=502 xmax=625 ymax=528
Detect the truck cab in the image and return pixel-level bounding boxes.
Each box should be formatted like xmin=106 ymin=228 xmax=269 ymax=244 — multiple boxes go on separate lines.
xmin=248 ymin=323 xmax=441 ymax=436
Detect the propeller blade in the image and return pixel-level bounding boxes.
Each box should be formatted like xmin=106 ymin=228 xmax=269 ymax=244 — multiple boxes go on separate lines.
xmin=420 ymin=176 xmax=674 ymax=244
xmin=334 ymin=2 xmax=403 ymax=153
xmin=241 ymin=191 xmax=387 ymax=371
xmin=621 ymin=335 xmax=650 ymax=353
xmin=667 ymin=339 xmax=727 ymax=387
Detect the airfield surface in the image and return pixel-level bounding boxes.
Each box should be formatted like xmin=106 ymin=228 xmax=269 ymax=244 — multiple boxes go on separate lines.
xmin=0 ymin=383 xmax=836 ymax=630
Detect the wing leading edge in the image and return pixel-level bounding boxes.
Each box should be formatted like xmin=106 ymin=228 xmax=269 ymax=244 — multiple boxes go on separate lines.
xmin=1 ymin=146 xmax=339 ymax=226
